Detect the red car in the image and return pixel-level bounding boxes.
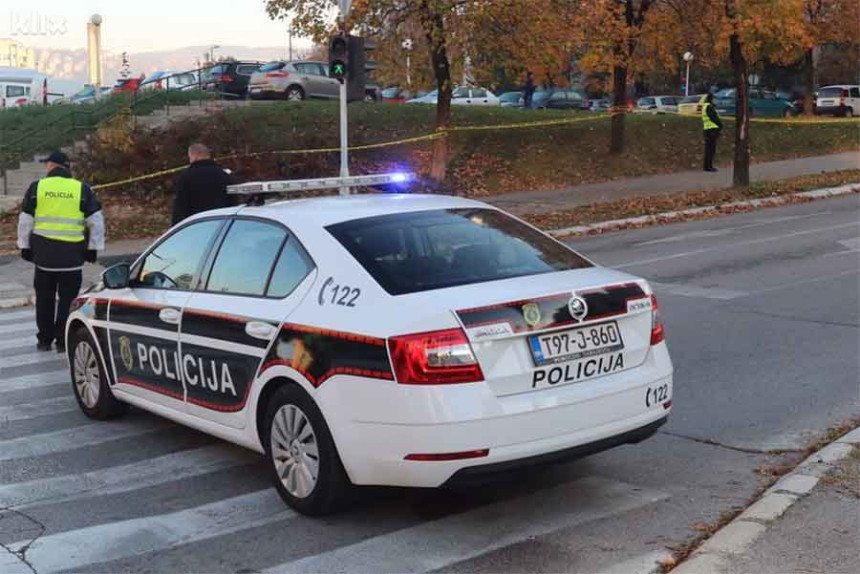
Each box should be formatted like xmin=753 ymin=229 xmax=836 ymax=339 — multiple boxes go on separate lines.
xmin=112 ymin=74 xmax=145 ymax=95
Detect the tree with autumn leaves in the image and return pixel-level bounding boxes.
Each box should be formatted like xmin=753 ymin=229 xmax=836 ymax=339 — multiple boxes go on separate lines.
xmin=266 ymin=0 xmax=856 ymax=187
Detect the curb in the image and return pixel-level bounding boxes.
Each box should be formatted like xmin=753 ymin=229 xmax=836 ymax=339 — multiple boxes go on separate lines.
xmin=548 ymin=182 xmax=860 ymax=238
xmin=671 ymin=426 xmax=860 ymax=574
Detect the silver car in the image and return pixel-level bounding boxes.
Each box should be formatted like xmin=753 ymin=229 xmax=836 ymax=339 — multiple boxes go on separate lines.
xmin=248 ymin=61 xmax=340 ymax=101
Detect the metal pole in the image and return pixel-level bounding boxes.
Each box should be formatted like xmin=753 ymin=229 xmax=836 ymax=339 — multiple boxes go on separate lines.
xmin=406 ymin=55 xmax=412 ymax=88
xmin=339 ymin=81 xmax=349 ymax=195
xmin=288 ymin=25 xmax=293 ymax=60
xmin=685 ymin=61 xmax=691 ymax=97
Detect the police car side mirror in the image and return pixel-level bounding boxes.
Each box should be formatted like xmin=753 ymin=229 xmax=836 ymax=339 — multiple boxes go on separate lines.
xmin=103 ymin=263 xmax=131 ymax=290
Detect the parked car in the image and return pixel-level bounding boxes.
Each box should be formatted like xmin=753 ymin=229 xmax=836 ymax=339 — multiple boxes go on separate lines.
xmin=143 ymin=71 xmax=198 ymax=91
xmin=111 ymin=75 xmax=145 ymax=95
xmin=203 ymin=61 xmax=263 ymax=99
xmin=531 ymin=89 xmax=588 ymax=110
xmin=66 ymin=86 xmax=112 ymax=104
xmin=635 ymin=95 xmax=679 ymax=113
xmin=816 ymin=85 xmax=860 ymax=117
xmin=248 ymin=61 xmax=341 ymax=101
xmin=677 ymin=94 xmax=706 ymax=116
xmin=588 ymin=98 xmax=612 ymax=112
xmin=452 ymin=86 xmax=499 ymax=106
xmin=379 ymin=86 xmax=415 ymax=103
xmin=0 ymin=77 xmax=34 ymax=108
xmin=406 ymin=90 xmax=437 ymax=104
xmin=714 ymin=88 xmax=797 ymax=118
xmin=499 ymin=91 xmax=523 ymax=107
xmin=364 ymin=83 xmax=381 ymax=102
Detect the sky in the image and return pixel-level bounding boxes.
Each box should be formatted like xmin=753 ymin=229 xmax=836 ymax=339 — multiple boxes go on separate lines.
xmin=3 ymin=1 xmax=314 ymax=54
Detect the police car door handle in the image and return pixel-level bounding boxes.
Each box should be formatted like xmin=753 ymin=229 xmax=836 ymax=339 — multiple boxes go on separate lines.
xmin=158 ymin=308 xmax=181 ymax=325
xmin=245 ymin=321 xmax=277 ymax=341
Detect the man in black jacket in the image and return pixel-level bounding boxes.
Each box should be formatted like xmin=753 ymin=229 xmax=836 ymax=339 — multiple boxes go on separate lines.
xmin=17 ymin=152 xmax=105 ymax=352
xmin=172 ymin=143 xmax=231 ymax=225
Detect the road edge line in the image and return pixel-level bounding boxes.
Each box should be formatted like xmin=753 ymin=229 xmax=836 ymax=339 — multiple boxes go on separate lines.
xmin=547 ymin=182 xmax=860 ymax=239
xmin=669 ymin=426 xmax=860 ymax=574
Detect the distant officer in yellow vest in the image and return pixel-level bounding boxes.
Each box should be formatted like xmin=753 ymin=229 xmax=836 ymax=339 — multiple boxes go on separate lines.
xmin=702 ymin=92 xmax=723 ymax=172
xmin=17 ymin=152 xmax=105 ymax=353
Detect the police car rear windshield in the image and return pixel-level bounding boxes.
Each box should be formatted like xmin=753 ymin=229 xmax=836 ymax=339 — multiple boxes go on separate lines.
xmin=327 ymin=208 xmax=593 ymax=295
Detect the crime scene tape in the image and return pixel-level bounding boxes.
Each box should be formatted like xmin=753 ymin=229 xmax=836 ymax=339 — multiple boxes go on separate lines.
xmin=89 ymin=112 xmax=855 ymax=191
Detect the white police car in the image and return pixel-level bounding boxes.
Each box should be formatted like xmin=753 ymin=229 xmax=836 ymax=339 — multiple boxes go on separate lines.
xmin=66 ymin=192 xmax=673 ymax=515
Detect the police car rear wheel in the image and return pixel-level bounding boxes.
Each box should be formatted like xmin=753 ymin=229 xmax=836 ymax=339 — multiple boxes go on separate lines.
xmin=263 ymin=385 xmax=350 ymax=515
xmin=69 ymin=327 xmax=127 ymax=420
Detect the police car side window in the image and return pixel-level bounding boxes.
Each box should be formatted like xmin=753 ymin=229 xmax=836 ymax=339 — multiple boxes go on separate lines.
xmin=267 ymin=236 xmax=314 ymax=298
xmin=138 ymin=220 xmax=223 ymax=290
xmin=206 ymin=220 xmax=287 ymax=296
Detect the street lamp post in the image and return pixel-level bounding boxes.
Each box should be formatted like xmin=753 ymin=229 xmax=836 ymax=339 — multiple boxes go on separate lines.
xmin=683 ymin=51 xmax=694 ymax=97
xmin=210 ymin=45 xmax=220 ymax=63
xmin=402 ymin=38 xmax=413 ymax=88
xmin=87 ymin=14 xmax=103 ymax=99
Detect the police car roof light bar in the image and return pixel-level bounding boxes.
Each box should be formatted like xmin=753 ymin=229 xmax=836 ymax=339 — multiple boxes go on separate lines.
xmin=226 ymin=172 xmax=414 ymax=196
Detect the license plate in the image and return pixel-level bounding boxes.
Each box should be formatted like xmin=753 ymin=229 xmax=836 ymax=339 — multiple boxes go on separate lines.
xmin=529 ymin=322 xmax=623 ymax=366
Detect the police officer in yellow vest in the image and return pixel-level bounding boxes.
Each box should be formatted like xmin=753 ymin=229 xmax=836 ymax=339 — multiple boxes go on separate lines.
xmin=702 ymin=92 xmax=723 ymax=172
xmin=17 ymin=152 xmax=105 ymax=352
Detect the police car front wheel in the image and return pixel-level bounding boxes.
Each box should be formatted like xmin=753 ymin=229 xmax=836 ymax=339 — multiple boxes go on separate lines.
xmin=263 ymin=384 xmax=351 ymax=515
xmin=69 ymin=327 xmax=128 ymax=420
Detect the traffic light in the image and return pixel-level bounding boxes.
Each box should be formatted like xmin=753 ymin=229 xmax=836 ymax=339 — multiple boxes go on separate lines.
xmin=329 ymin=34 xmax=348 ymax=82
xmin=346 ymin=36 xmax=377 ymax=102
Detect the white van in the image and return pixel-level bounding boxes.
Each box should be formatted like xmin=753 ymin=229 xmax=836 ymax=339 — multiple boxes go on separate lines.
xmin=816 ymin=85 xmax=860 ymax=117
xmin=0 ymin=75 xmax=38 ymax=108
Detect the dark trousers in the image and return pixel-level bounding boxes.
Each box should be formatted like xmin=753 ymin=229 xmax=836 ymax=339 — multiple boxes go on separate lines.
xmin=34 ymin=268 xmax=82 ymax=345
xmin=704 ymin=129 xmax=720 ymax=170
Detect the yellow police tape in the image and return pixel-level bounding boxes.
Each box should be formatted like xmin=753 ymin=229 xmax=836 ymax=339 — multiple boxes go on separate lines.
xmin=90 ymin=112 xmax=857 ymax=191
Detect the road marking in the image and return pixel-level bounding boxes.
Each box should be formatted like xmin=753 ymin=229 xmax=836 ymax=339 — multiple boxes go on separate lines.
xmin=745 ymin=268 xmax=859 ymax=297
xmin=8 ymin=489 xmax=294 ymax=574
xmin=0 ymin=309 xmax=35 ymax=322
xmin=616 ymin=221 xmax=860 ymax=268
xmin=0 ymin=338 xmax=45 ymax=352
xmin=0 ymin=395 xmax=78 ymax=423
xmin=0 ymin=444 xmax=258 ymax=509
xmin=838 ymin=237 xmax=860 ymax=250
xmin=0 ymin=416 xmax=167 ymax=461
xmin=635 ymin=213 xmax=829 ymax=246
xmin=0 ymin=351 xmax=66 ymax=369
xmin=262 ymin=477 xmax=669 ymax=574
xmin=651 ymin=282 xmax=747 ymax=300
xmin=0 ymin=370 xmax=70 ymax=393
xmin=0 ymin=321 xmax=38 ymax=335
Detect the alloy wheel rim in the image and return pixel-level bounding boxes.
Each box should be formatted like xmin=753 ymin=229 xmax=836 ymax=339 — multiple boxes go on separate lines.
xmin=73 ymin=341 xmax=100 ymax=408
xmin=271 ymin=404 xmax=319 ymax=499
xmin=288 ymin=90 xmax=302 ymax=101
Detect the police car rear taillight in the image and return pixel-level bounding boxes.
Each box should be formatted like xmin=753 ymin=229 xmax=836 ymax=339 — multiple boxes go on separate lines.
xmin=650 ymin=294 xmax=665 ymax=345
xmin=388 ymin=328 xmax=484 ymax=385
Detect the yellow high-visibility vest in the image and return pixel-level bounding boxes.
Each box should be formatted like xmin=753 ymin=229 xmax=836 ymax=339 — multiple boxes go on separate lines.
xmin=34 ymin=177 xmax=85 ymax=243
xmin=702 ymin=102 xmax=719 ymax=131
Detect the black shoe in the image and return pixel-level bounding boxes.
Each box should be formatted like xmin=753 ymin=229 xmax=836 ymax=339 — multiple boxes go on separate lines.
xmin=705 ymin=167 xmax=718 ymax=172
xmin=56 ymin=343 xmax=66 ymax=354
xmin=36 ymin=341 xmax=52 ymax=352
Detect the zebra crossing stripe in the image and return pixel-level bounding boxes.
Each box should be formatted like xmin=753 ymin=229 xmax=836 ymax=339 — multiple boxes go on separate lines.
xmin=0 ymin=322 xmax=38 ymax=335
xmin=0 ymin=370 xmax=69 ymax=393
xmin=0 ymin=351 xmax=66 ymax=370
xmin=0 ymin=415 xmax=167 ymax=461
xmin=0 ymin=309 xmax=36 ymax=322
xmin=262 ymin=476 xmax=669 ymax=574
xmin=0 ymin=395 xmax=78 ymax=423
xmin=7 ymin=489 xmax=295 ymax=574
xmin=0 ymin=443 xmax=259 ymax=509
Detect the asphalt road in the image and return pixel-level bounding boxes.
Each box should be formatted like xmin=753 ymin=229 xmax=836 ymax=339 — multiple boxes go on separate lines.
xmin=1 ymin=196 xmax=858 ymax=574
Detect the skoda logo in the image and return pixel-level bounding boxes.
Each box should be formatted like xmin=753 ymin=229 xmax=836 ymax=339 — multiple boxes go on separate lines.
xmin=568 ymin=295 xmax=588 ymax=321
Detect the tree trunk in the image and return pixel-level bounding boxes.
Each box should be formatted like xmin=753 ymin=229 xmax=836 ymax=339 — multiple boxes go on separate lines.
xmin=729 ymin=33 xmax=750 ymax=187
xmin=424 ymin=6 xmax=452 ymax=183
xmin=802 ymin=48 xmax=815 ymax=116
xmin=610 ymin=64 xmax=627 ymax=154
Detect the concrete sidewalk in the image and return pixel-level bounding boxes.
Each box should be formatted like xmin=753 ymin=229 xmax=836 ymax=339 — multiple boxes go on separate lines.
xmin=488 ymin=151 xmax=860 ymax=215
xmin=0 ymin=238 xmax=149 ymax=309
xmin=674 ymin=429 xmax=860 ymax=574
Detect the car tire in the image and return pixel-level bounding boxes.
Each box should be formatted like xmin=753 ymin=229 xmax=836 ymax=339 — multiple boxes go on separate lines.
xmin=783 ymin=108 xmax=793 ymax=118
xmin=263 ymin=384 xmax=351 ymax=516
xmin=844 ymin=107 xmax=854 ymax=118
xmin=68 ymin=326 xmax=127 ymax=420
xmin=286 ymin=86 xmax=305 ymax=102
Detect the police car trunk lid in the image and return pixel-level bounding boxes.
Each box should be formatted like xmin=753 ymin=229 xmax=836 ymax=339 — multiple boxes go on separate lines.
xmin=451 ymin=270 xmax=654 ymax=397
